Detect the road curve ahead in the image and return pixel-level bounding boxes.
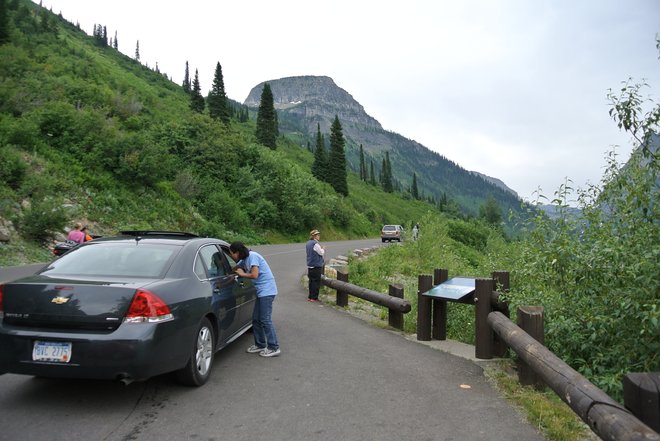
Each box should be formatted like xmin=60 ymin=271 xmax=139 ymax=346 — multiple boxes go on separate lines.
xmin=0 ymin=239 xmax=543 ymax=441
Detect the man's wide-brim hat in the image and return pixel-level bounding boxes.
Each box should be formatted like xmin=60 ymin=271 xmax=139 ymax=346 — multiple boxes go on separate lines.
xmin=310 ymin=229 xmax=320 ymax=238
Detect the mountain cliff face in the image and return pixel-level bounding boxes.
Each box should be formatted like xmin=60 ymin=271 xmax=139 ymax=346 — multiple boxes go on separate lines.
xmin=244 ymin=76 xmax=522 ymax=215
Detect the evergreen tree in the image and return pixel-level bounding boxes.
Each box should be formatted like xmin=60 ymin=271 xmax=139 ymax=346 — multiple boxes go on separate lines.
xmin=311 ymin=123 xmax=327 ymax=181
xmin=134 ymin=40 xmax=140 ymax=61
xmin=359 ymin=144 xmax=367 ymax=181
xmin=102 ymin=25 xmax=107 ymax=46
xmin=0 ymin=0 xmax=8 ymax=45
xmin=37 ymin=7 xmax=53 ymax=32
xmin=327 ymin=115 xmax=348 ymax=196
xmin=411 ymin=172 xmax=419 ymax=199
xmin=369 ymin=160 xmax=376 ymax=185
xmin=238 ymin=105 xmax=249 ymax=122
xmin=113 ymin=30 xmax=118 ymax=49
xmin=255 ymin=83 xmax=278 ymax=149
xmin=182 ymin=61 xmax=191 ymax=94
xmin=190 ymin=69 xmax=205 ymax=113
xmin=208 ymin=62 xmax=230 ymax=123
xmin=438 ymin=192 xmax=448 ymax=211
xmin=381 ymin=152 xmax=393 ymax=192
xmin=479 ymin=195 xmax=502 ymax=226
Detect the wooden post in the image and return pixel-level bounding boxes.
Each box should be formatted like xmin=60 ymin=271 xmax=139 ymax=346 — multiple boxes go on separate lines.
xmin=517 ymin=305 xmax=545 ymax=389
xmin=416 ymin=275 xmax=433 ymax=341
xmin=432 ymin=269 xmax=449 ymax=340
xmin=623 ymin=372 xmax=660 ymax=432
xmin=491 ymin=271 xmax=510 ymax=357
xmin=336 ymin=269 xmax=349 ymax=307
xmin=388 ymin=284 xmax=404 ymax=330
xmin=474 ymin=278 xmax=493 ymax=359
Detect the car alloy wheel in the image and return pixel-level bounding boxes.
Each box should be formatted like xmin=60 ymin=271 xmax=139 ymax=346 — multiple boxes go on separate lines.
xmin=177 ymin=317 xmax=215 ymax=386
xmin=195 ymin=324 xmax=213 ymax=376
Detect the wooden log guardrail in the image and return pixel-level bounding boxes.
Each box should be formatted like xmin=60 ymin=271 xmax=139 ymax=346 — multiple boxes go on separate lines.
xmin=320 ymin=273 xmax=411 ymax=330
xmin=488 ymin=311 xmax=660 ymax=441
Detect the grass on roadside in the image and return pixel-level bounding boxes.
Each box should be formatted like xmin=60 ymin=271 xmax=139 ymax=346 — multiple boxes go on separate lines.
xmin=483 ymin=361 xmax=598 ymax=441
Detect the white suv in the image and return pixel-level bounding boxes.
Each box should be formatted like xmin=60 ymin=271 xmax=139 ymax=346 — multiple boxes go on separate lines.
xmin=381 ymin=224 xmax=404 ymax=242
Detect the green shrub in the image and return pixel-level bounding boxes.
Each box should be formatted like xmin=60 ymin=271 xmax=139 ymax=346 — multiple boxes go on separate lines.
xmin=446 ymin=219 xmax=488 ymax=250
xmin=19 ymin=197 xmax=69 ymax=241
xmin=0 ymin=146 xmax=27 ymax=189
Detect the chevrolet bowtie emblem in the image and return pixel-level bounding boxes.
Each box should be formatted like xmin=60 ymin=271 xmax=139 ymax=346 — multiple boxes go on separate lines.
xmin=51 ymin=296 xmax=70 ymax=304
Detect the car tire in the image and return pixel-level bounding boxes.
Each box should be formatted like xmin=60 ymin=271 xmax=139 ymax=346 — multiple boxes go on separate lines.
xmin=381 ymin=238 xmax=386 ymax=242
xmin=176 ymin=317 xmax=215 ymax=387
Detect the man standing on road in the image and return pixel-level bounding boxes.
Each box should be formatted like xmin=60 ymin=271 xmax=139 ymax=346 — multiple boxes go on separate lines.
xmin=306 ymin=229 xmax=325 ymax=302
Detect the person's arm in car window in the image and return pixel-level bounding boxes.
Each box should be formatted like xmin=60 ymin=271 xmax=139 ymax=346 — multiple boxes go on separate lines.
xmin=234 ymin=265 xmax=259 ymax=279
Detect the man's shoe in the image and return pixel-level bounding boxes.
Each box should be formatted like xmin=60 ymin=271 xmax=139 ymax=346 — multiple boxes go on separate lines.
xmin=247 ymin=345 xmax=266 ymax=353
xmin=259 ymin=348 xmax=281 ymax=357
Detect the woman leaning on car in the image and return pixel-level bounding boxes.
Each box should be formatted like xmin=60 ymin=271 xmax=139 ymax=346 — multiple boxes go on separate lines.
xmin=229 ymin=241 xmax=281 ymax=358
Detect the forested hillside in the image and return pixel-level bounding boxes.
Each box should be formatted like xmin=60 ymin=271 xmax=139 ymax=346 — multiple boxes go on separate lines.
xmin=0 ymin=0 xmax=446 ymax=263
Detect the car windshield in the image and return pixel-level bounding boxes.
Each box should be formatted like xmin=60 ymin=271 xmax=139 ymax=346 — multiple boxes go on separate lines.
xmin=44 ymin=242 xmax=178 ymax=278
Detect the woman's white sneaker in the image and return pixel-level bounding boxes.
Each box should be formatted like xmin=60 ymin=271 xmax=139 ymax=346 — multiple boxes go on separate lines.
xmin=259 ymin=348 xmax=281 ymax=357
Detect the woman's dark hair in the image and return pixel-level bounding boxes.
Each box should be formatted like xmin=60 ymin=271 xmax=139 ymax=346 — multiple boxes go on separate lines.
xmin=229 ymin=241 xmax=250 ymax=260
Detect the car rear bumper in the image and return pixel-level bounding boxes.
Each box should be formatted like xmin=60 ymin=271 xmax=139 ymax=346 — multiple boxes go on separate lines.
xmin=0 ymin=320 xmax=194 ymax=382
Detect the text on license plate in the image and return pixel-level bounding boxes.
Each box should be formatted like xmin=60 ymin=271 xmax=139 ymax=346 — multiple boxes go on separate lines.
xmin=33 ymin=341 xmax=72 ymax=363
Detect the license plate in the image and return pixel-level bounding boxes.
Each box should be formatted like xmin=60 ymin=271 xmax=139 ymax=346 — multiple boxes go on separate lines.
xmin=32 ymin=341 xmax=72 ymax=363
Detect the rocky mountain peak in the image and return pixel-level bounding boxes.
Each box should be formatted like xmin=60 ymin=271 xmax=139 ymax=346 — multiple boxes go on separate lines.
xmin=244 ymin=75 xmax=382 ymax=132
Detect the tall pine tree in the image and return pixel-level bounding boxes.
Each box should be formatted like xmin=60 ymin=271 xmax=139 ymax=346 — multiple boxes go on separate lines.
xmin=311 ymin=123 xmax=327 ymax=181
xmin=0 ymin=0 xmax=8 ymax=45
xmin=327 ymin=115 xmax=348 ymax=196
xmin=182 ymin=61 xmax=191 ymax=94
xmin=134 ymin=40 xmax=140 ymax=61
xmin=255 ymin=83 xmax=278 ymax=149
xmin=359 ymin=144 xmax=367 ymax=181
xmin=190 ymin=69 xmax=205 ymax=113
xmin=208 ymin=61 xmax=230 ymax=123
xmin=369 ymin=160 xmax=376 ymax=185
xmin=381 ymin=152 xmax=393 ymax=193
xmin=411 ymin=172 xmax=419 ymax=199
xmin=113 ymin=30 xmax=118 ymax=49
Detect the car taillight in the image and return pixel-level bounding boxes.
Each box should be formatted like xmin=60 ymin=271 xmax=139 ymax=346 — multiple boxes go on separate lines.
xmin=124 ymin=289 xmax=173 ymax=323
xmin=0 ymin=284 xmax=4 ymax=318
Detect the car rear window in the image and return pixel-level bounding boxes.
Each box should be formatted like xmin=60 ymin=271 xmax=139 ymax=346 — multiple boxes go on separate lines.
xmin=383 ymin=225 xmax=397 ymax=231
xmin=44 ymin=243 xmax=178 ymax=278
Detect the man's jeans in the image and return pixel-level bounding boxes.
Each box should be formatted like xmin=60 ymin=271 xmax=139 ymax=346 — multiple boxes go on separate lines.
xmin=252 ymin=295 xmax=279 ymax=350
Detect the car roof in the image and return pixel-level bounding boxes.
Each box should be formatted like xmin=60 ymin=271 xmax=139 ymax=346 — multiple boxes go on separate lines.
xmin=90 ymin=231 xmax=229 ymax=247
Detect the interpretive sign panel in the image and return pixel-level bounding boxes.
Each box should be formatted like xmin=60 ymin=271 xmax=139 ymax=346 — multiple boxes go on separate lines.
xmin=423 ymin=277 xmax=475 ymax=301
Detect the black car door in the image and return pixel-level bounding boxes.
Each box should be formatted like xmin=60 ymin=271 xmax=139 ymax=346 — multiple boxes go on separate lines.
xmin=219 ymin=245 xmax=257 ymax=327
xmin=197 ymin=245 xmax=242 ymax=344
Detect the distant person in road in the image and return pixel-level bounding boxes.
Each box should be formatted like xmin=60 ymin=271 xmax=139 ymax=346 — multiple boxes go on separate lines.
xmin=229 ymin=241 xmax=281 ymax=358
xmin=412 ymin=223 xmax=420 ymax=241
xmin=306 ymin=229 xmax=325 ymax=302
xmin=67 ymin=222 xmax=85 ymax=244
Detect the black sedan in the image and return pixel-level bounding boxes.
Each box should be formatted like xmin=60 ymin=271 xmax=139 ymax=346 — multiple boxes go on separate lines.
xmin=0 ymin=231 xmax=256 ymax=386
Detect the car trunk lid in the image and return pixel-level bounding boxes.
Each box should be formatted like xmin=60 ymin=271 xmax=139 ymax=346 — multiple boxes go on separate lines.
xmin=2 ymin=275 xmax=156 ymax=331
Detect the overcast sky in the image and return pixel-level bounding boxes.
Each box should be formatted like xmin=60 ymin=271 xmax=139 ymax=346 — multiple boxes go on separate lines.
xmin=38 ymin=0 xmax=659 ymax=202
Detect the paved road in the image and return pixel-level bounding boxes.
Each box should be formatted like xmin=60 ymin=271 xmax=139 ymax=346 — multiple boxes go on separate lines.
xmin=0 ymin=240 xmax=543 ymax=441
